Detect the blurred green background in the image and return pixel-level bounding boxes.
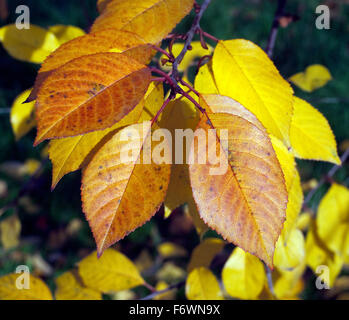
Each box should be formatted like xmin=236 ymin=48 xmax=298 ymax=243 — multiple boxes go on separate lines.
xmin=0 ymin=0 xmax=348 ymax=299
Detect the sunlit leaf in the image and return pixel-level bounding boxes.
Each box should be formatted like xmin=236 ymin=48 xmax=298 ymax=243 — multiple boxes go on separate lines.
xmin=34 ymin=52 xmax=151 ymax=144
xmin=290 ymin=97 xmax=340 ymax=164
xmin=186 ymin=267 xmax=223 ymax=300
xmin=0 ymin=24 xmax=60 ymax=63
xmin=91 ymin=0 xmax=195 ymax=44
xmin=78 ymin=249 xmax=144 ymax=293
xmin=189 ymin=94 xmax=288 ymax=267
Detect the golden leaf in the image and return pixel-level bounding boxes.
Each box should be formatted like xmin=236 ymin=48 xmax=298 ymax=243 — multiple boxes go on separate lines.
xmin=189 ymin=95 xmax=288 ymax=267
xmin=34 ymin=53 xmax=151 ymax=144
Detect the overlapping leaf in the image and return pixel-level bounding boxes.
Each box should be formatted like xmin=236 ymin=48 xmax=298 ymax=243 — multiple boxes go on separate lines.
xmin=81 ymin=121 xmax=171 ymax=255
xmin=211 ymin=40 xmax=294 ymax=145
xmin=91 ymin=0 xmax=195 ymax=43
xmin=28 ymin=28 xmax=154 ymax=102
xmin=49 ymin=82 xmax=163 ymax=189
xmin=189 ymin=94 xmax=288 ymax=267
xmin=34 ymin=52 xmax=151 ymax=145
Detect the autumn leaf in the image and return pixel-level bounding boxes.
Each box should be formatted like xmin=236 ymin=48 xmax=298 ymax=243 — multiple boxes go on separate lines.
xmin=306 ymin=221 xmax=343 ymax=287
xmin=211 ymin=39 xmax=294 ymax=146
xmin=222 ymin=247 xmax=265 ymax=300
xmin=34 ymin=52 xmax=151 ymax=145
xmin=189 ymin=94 xmax=288 ymax=267
xmin=194 ymin=61 xmax=219 ymax=95
xmin=55 ymin=271 xmax=102 ymax=300
xmin=186 ymin=267 xmax=223 ymax=300
xmin=10 ymin=89 xmax=36 ymax=140
xmin=187 ymin=238 xmax=225 ymax=272
xmin=91 ymin=0 xmax=195 ymax=44
xmin=158 ymin=242 xmax=187 ymax=258
xmin=78 ymin=249 xmax=144 ymax=293
xmin=270 ymin=135 xmax=303 ymax=240
xmin=274 ymin=228 xmax=305 ymax=271
xmin=316 ymin=183 xmax=349 ymax=257
xmin=81 ymin=121 xmax=171 ymax=255
xmin=0 ymin=24 xmax=60 ymax=63
xmin=289 ymin=64 xmax=332 ymax=92
xmin=0 ymin=274 xmax=53 ymax=300
xmin=48 ymin=25 xmax=86 ymax=45
xmin=27 ymin=28 xmax=154 ymax=102
xmin=49 ymin=82 xmax=163 ymax=189
xmin=290 ymin=97 xmax=340 ymax=165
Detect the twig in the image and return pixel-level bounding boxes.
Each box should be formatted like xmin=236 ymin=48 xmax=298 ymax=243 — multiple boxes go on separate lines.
xmin=302 ymin=147 xmax=349 ymax=211
xmin=264 ymin=263 xmax=276 ymax=297
xmin=266 ymin=0 xmax=287 ymax=58
xmin=171 ymin=0 xmax=212 ymax=81
xmin=0 ymin=108 xmax=10 ymax=115
xmin=141 ymin=280 xmax=185 ymax=300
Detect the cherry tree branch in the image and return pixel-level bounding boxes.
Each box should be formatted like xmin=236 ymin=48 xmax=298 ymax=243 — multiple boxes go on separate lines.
xmin=266 ymin=0 xmax=287 ymax=58
xmin=171 ymin=0 xmax=212 ymax=81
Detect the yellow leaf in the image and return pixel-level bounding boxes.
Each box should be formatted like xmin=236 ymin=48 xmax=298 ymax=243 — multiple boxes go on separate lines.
xmin=0 ymin=24 xmax=60 ymax=63
xmin=186 ymin=267 xmax=223 ymax=300
xmin=55 ymin=271 xmax=102 ymax=300
xmin=189 ymin=95 xmax=288 ymax=267
xmin=306 ymin=221 xmax=343 ymax=287
xmin=194 ymin=61 xmax=219 ymax=94
xmin=270 ymin=136 xmax=303 ymax=240
xmin=274 ymin=228 xmax=305 ymax=271
xmin=273 ymin=261 xmax=306 ymax=299
xmin=78 ymin=249 xmax=144 ymax=293
xmin=0 ymin=214 xmax=21 ymax=250
xmin=10 ymin=89 xmax=36 ymax=140
xmin=161 ymin=41 xmax=213 ymax=73
xmin=296 ymin=212 xmax=311 ymax=231
xmin=222 ymin=247 xmax=265 ymax=300
xmin=188 ymin=238 xmax=225 ymax=273
xmin=91 ymin=0 xmax=195 ymax=44
xmin=48 ymin=25 xmax=85 ymax=45
xmin=212 ymin=40 xmax=294 ymax=146
xmin=290 ymin=97 xmax=340 ymax=164
xmin=158 ymin=242 xmax=187 ymax=258
xmin=34 ymin=53 xmax=151 ymax=144
xmin=159 ymin=98 xmax=200 ymax=220
xmin=317 ymin=184 xmax=349 ymax=257
xmin=0 ymin=273 xmax=52 ymax=300
xmin=81 ymin=122 xmax=171 ymax=255
xmin=289 ymin=64 xmax=332 ymax=92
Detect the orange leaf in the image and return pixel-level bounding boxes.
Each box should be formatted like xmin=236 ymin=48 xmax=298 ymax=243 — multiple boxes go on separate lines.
xmin=188 ymin=95 xmax=287 ymax=267
xmin=27 ymin=28 xmax=154 ymax=102
xmin=81 ymin=121 xmax=171 ymax=255
xmin=91 ymin=0 xmax=194 ymax=44
xmin=34 ymin=52 xmax=151 ymax=145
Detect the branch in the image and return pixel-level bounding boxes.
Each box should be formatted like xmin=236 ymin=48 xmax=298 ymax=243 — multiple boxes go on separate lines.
xmin=140 ymin=280 xmax=185 ymax=300
xmin=302 ymin=147 xmax=349 ymax=211
xmin=171 ymin=0 xmax=212 ymax=81
xmin=266 ymin=0 xmax=287 ymax=58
